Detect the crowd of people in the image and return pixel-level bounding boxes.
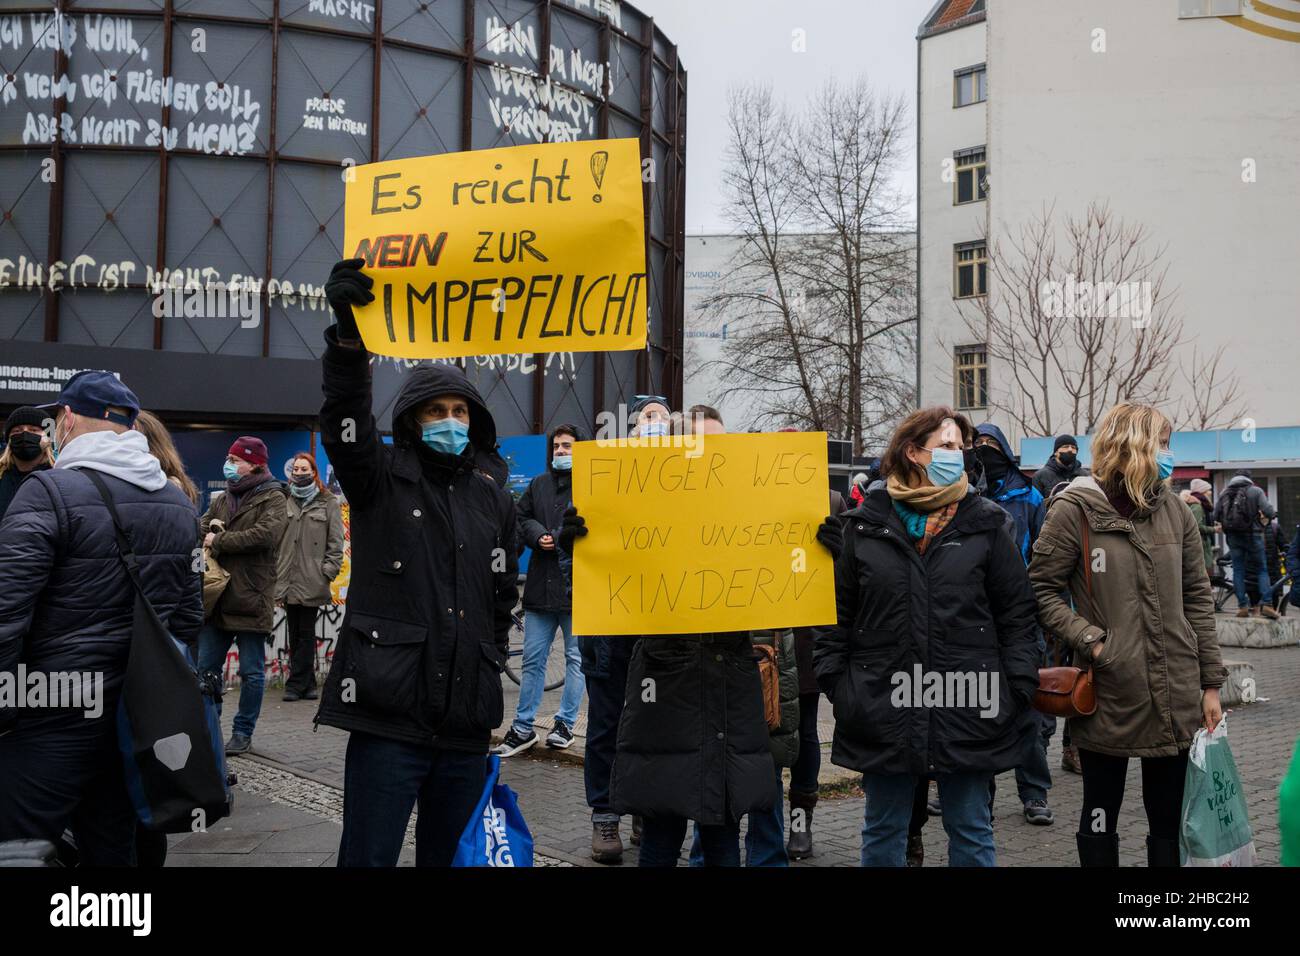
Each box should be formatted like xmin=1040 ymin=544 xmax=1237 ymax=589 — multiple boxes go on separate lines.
xmin=0 ymin=257 xmax=1295 ymax=868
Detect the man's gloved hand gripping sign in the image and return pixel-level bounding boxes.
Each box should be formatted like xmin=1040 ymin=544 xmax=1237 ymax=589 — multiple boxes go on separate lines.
xmin=343 ymin=138 xmax=647 ymax=358
xmin=571 ymin=432 xmax=838 ymax=636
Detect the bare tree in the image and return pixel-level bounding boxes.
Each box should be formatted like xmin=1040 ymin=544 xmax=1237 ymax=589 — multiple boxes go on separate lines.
xmin=700 ymin=79 xmax=917 ymax=453
xmin=951 ymin=203 xmax=1243 ymax=436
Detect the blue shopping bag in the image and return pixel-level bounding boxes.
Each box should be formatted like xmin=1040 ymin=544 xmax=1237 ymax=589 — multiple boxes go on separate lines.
xmin=452 ymin=755 xmax=534 ymax=867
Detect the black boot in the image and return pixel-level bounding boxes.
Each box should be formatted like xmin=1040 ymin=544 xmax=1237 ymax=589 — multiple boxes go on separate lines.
xmin=1076 ymin=832 xmax=1119 ymax=867
xmin=1146 ymin=835 xmax=1181 ymax=868
xmin=786 ymin=790 xmax=817 ymax=860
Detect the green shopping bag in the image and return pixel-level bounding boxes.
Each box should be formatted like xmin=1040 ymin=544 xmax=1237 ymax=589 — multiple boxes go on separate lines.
xmin=1180 ymin=718 xmax=1257 ymax=867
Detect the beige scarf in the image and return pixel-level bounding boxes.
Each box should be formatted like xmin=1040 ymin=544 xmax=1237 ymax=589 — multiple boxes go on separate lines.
xmin=886 ymin=472 xmax=969 ymax=512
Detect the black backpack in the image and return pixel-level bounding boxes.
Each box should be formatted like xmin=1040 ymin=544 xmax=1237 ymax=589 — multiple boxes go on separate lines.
xmin=1220 ymin=484 xmax=1258 ymax=534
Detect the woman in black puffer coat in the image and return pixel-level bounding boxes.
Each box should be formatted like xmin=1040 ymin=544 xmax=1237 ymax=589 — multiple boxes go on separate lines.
xmin=813 ymin=407 xmax=1040 ymax=868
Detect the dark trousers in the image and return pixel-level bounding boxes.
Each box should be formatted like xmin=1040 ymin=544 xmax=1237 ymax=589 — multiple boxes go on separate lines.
xmin=1077 ymin=748 xmax=1189 ymax=839
xmin=579 ymin=635 xmax=635 ymax=821
xmin=640 ymin=814 xmax=741 ymax=867
xmin=284 ymin=604 xmax=319 ymax=694
xmin=338 ymin=731 xmax=486 ymax=867
xmin=0 ymin=715 xmax=138 ymax=866
xmin=790 ymin=691 xmax=821 ymax=795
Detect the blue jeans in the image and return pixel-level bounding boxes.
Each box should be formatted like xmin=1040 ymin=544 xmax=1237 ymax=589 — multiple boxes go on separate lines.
xmin=1015 ymin=708 xmax=1056 ymax=804
xmin=512 ymin=611 xmax=584 ymax=737
xmin=1226 ymin=531 xmax=1273 ymax=607
xmin=338 ymin=732 xmax=486 ymax=867
xmin=197 ymin=625 xmax=266 ymax=739
xmin=689 ymin=769 xmax=788 ymax=867
xmin=862 ymin=771 xmax=996 ymax=867
xmin=640 ymin=815 xmax=741 ymax=867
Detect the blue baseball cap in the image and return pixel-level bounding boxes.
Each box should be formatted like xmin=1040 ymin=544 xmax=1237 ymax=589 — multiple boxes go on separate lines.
xmin=40 ymin=370 xmax=140 ymax=428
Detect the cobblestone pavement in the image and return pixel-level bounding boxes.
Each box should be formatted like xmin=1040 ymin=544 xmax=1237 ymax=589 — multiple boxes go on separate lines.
xmin=203 ymin=642 xmax=1298 ymax=867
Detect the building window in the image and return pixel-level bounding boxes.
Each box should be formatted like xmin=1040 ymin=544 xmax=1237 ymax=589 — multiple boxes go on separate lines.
xmin=955 ymin=346 xmax=988 ymax=410
xmin=954 ymin=147 xmax=987 ymax=205
xmin=954 ymin=64 xmax=986 ymax=108
xmin=954 ymin=242 xmax=988 ymax=298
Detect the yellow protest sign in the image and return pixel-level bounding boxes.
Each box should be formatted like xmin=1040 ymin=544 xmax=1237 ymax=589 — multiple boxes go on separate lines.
xmin=343 ymin=139 xmax=647 ymax=359
xmin=571 ymin=432 xmax=837 ymax=636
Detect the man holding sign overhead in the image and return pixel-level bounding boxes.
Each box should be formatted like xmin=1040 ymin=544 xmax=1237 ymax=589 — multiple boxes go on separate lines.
xmin=559 ymin=413 xmax=842 ymax=866
xmin=314 ymin=258 xmax=519 ymax=868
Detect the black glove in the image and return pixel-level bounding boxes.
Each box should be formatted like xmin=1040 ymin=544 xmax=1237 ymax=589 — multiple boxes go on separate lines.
xmin=815 ymin=515 xmax=843 ymax=561
xmin=557 ymin=505 xmax=588 ymax=554
xmin=324 ymin=258 xmax=374 ymax=342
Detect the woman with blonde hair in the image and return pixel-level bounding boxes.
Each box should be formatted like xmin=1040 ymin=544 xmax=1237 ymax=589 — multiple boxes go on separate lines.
xmin=134 ymin=409 xmax=199 ymax=505
xmin=0 ymin=407 xmax=55 ymax=524
xmin=1029 ymin=403 xmax=1225 ymax=867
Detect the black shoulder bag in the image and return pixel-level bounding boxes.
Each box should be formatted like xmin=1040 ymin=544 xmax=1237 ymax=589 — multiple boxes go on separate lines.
xmin=85 ymin=470 xmax=234 ymax=833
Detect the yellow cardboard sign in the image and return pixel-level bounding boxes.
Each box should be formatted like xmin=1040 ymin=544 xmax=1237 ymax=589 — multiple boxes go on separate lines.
xmin=343 ymin=139 xmax=647 ymax=358
xmin=571 ymin=432 xmax=837 ymax=636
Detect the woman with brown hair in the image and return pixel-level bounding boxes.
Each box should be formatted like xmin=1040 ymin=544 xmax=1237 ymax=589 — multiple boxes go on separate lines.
xmin=275 ymin=452 xmax=345 ymax=702
xmin=1029 ymin=403 xmax=1225 ymax=867
xmin=813 ymin=406 xmax=1041 ymax=866
xmin=133 ymin=409 xmax=199 ymax=505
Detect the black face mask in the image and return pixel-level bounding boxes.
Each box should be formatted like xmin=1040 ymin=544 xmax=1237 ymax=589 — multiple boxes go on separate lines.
xmin=1057 ymin=451 xmax=1077 ymax=467
xmin=290 ymin=474 xmax=315 ymax=488
xmin=963 ymin=448 xmax=983 ymax=484
xmin=976 ymin=445 xmax=1010 ymax=482
xmin=8 ymin=432 xmax=43 ymax=462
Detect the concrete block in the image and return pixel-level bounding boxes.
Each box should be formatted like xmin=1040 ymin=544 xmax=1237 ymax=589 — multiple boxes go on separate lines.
xmin=1214 ymin=613 xmax=1300 ymax=648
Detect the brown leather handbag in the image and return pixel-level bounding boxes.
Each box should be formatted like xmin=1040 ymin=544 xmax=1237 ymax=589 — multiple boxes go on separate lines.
xmin=1033 ymin=508 xmax=1099 ymax=718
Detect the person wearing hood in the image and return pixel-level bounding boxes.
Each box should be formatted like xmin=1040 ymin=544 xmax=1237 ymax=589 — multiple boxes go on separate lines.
xmin=276 ymin=452 xmax=345 ymax=703
xmin=0 ymin=371 xmax=202 ymax=864
xmin=971 ymin=423 xmax=1055 ymax=826
xmin=1028 ymin=403 xmax=1226 ymax=867
xmin=813 ymin=407 xmax=1041 ymax=867
xmin=318 ymin=258 xmax=519 ymax=868
xmin=197 ymin=435 xmax=290 ymax=756
xmin=972 ymin=424 xmax=1046 ymax=563
xmin=1213 ymin=469 xmax=1279 ymax=619
xmin=496 ymin=423 xmax=587 ymax=757
xmin=0 ymin=406 xmax=54 ymax=523
xmin=1033 ymin=435 xmax=1089 ymax=499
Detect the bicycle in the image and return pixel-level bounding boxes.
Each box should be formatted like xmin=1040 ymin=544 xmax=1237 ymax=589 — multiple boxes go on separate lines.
xmin=503 ymin=607 xmax=568 ymax=691
xmin=1212 ymin=551 xmax=1293 ymax=616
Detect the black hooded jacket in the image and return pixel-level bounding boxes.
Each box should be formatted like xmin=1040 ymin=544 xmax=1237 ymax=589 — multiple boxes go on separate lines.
xmin=313 ymin=327 xmax=519 ymax=752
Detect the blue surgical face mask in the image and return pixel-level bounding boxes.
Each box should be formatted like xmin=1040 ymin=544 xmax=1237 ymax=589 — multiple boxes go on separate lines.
xmin=1156 ymin=449 xmax=1175 ymax=481
xmin=927 ymin=447 xmax=966 ymax=487
xmin=421 ymin=418 xmax=470 ymax=456
xmin=222 ymin=461 xmax=241 ymax=482
xmin=640 ymin=422 xmax=669 ymax=438
xmin=552 ymin=455 xmax=573 ymax=471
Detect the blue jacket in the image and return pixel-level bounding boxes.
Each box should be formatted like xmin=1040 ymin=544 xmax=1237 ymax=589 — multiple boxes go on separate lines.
xmin=975 ymin=424 xmax=1045 ymax=564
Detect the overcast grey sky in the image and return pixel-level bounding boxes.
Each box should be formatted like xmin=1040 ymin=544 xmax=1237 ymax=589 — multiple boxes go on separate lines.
xmin=642 ymin=0 xmax=939 ymax=234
